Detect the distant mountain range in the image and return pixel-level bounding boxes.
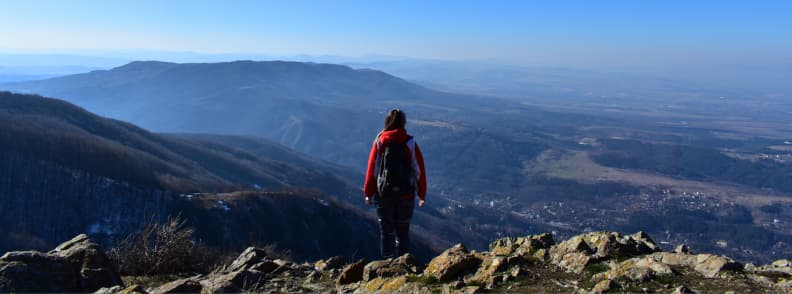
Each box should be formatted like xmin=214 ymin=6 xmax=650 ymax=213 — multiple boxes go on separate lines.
xmin=0 ymin=60 xmax=547 ymax=195
xmin=1 ymin=61 xmax=448 ymax=165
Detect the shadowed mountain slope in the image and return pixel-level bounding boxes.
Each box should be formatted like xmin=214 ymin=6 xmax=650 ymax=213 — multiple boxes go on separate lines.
xmin=0 ymin=91 xmax=439 ymax=260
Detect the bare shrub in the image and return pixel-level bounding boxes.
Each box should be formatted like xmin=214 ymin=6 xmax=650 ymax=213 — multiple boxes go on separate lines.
xmin=110 ymin=215 xmax=227 ymax=275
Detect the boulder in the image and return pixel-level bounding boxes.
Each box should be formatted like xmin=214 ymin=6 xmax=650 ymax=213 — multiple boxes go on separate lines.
xmin=553 ymin=251 xmax=592 ymax=274
xmin=149 ymin=277 xmax=203 ymax=294
xmin=363 ymin=260 xmax=391 ymax=281
xmin=578 ymin=231 xmax=659 ymax=260
xmin=423 ymin=244 xmax=482 ymax=281
xmin=337 ymin=258 xmax=367 ymax=285
xmin=551 ymin=235 xmax=593 ymax=257
xmin=639 ymin=252 xmax=742 ymax=278
xmin=549 ymin=231 xmax=661 ymax=273
xmin=776 ymin=277 xmax=792 ymax=291
xmin=204 ymin=266 xmax=278 ymax=293
xmin=751 ymin=259 xmax=792 ymax=276
xmin=227 ymin=247 xmax=269 ymax=272
xmin=0 ymin=251 xmax=80 ymax=292
xmin=119 ymin=284 xmax=148 ymax=294
xmin=93 ymin=286 xmax=123 ymax=294
xmin=200 ymin=271 xmax=245 ymax=293
xmin=627 ymin=231 xmax=661 ymax=254
xmin=359 ymin=276 xmax=411 ymax=293
xmin=0 ymin=234 xmax=123 ymax=293
xmin=692 ymin=254 xmax=742 ymax=278
xmin=465 ymin=255 xmax=506 ymax=286
xmin=363 ymin=253 xmax=420 ymax=281
xmin=595 ymin=256 xmax=673 ymax=282
xmin=672 ymin=285 xmax=696 ymax=294
xmin=549 ymin=235 xmax=594 ymax=273
xmin=49 ymin=234 xmax=124 ymax=292
xmin=654 ymin=252 xmax=697 ymax=266
xmin=249 ymin=260 xmax=280 ymax=274
xmin=95 ymin=284 xmax=147 ymax=294
xmin=490 ymin=233 xmax=555 ymax=257
xmin=590 ymin=279 xmax=619 ymax=293
xmin=315 ymin=256 xmax=345 ymax=271
xmin=459 ymin=285 xmax=481 ymax=294
xmin=94 ymin=285 xmax=123 ymax=294
xmin=181 ymin=246 xmax=285 ymax=293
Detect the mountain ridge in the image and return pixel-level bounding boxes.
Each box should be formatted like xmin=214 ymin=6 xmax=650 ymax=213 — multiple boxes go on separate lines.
xmin=0 ymin=91 xmax=441 ymax=260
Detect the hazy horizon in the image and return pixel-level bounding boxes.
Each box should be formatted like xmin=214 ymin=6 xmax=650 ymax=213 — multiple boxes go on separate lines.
xmin=2 ymin=0 xmax=791 ymax=68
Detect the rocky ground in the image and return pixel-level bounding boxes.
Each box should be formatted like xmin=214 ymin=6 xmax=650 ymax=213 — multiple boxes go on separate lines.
xmin=2 ymin=231 xmax=790 ymax=293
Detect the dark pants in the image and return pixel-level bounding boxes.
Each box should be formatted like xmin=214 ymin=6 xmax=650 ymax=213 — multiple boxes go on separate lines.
xmin=375 ymin=195 xmax=415 ymax=258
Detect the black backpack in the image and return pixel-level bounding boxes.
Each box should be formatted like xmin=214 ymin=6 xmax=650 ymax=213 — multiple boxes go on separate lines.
xmin=377 ymin=136 xmax=415 ymax=198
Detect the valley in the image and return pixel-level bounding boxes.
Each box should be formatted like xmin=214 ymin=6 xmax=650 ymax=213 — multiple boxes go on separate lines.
xmin=1 ymin=60 xmax=791 ymax=264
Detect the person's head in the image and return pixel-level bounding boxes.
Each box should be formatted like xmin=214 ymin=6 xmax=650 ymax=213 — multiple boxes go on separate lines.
xmin=383 ymin=108 xmax=406 ymax=131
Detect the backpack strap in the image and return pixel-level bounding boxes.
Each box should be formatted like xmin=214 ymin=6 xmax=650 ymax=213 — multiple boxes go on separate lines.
xmin=374 ymin=132 xmax=383 ymax=150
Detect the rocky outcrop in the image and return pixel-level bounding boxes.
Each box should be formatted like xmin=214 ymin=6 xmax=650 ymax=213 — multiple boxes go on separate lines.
xmin=591 ymin=279 xmax=620 ymax=293
xmin=3 ymin=230 xmax=785 ymax=293
xmin=94 ymin=284 xmax=147 ymax=294
xmin=663 ymin=252 xmax=742 ymax=278
xmin=744 ymin=259 xmax=792 ymax=291
xmin=337 ymin=258 xmax=366 ymax=285
xmin=747 ymin=258 xmax=792 ymax=275
xmin=593 ymin=255 xmax=674 ymax=282
xmin=314 ymin=256 xmax=344 ymax=271
xmin=363 ymin=253 xmax=420 ymax=281
xmin=149 ymin=277 xmax=203 ymax=294
xmin=0 ymin=234 xmax=122 ymax=292
xmin=423 ymin=244 xmax=482 ymax=282
xmin=595 ymin=252 xmax=741 ymax=283
xmin=548 ymin=231 xmax=661 ymax=273
xmin=50 ymin=234 xmax=124 ymax=291
xmin=489 ymin=233 xmax=555 ymax=258
xmin=143 ymin=231 xmax=792 ymax=293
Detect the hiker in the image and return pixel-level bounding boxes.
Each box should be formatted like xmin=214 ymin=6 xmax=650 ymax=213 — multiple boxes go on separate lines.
xmin=363 ymin=108 xmax=427 ymax=258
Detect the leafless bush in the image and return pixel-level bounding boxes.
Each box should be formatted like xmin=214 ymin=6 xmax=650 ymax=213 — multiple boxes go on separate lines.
xmin=258 ymin=243 xmax=292 ymax=261
xmin=110 ymin=215 xmax=227 ymax=275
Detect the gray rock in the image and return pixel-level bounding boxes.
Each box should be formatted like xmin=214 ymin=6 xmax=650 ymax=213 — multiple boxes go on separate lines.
xmin=227 ymin=247 xmax=269 ymax=272
xmin=314 ymin=256 xmax=345 ymax=271
xmin=150 ymin=277 xmax=203 ymax=294
xmin=753 ymin=259 xmax=792 ymax=275
xmin=93 ymin=285 xmax=124 ymax=294
xmin=423 ymin=244 xmax=482 ymax=281
xmin=0 ymin=251 xmax=80 ymax=292
xmin=337 ymin=258 xmax=367 ymax=285
xmin=590 ymin=279 xmax=619 ymax=293
xmin=672 ymin=285 xmax=696 ymax=294
xmin=0 ymin=234 xmax=123 ymax=292
xmin=363 ymin=253 xmax=420 ymax=281
xmin=95 ymin=284 xmax=147 ymax=294
xmin=549 ymin=231 xmax=662 ymax=273
xmin=50 ymin=234 xmax=124 ymax=291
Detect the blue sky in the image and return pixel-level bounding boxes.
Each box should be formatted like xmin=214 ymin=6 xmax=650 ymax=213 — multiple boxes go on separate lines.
xmin=1 ymin=0 xmax=790 ymax=66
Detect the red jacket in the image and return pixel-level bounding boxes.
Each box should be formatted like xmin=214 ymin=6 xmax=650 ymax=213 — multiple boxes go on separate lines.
xmin=364 ymin=128 xmax=427 ymax=200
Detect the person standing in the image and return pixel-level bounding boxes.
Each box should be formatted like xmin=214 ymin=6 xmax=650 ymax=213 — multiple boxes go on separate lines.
xmin=363 ymin=108 xmax=427 ymax=258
